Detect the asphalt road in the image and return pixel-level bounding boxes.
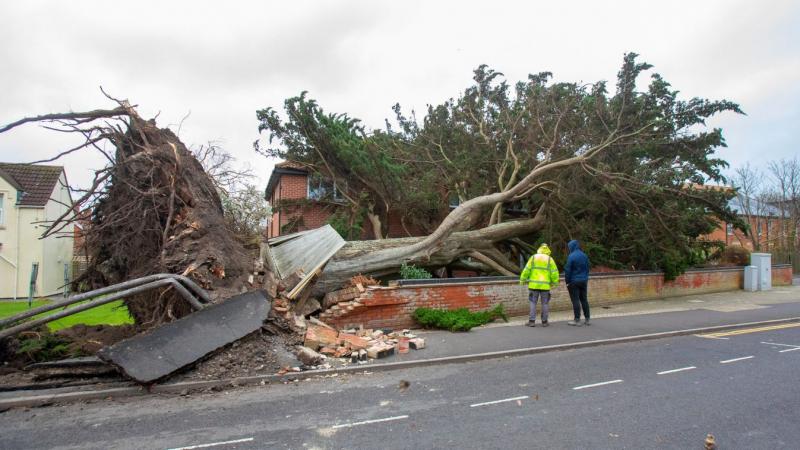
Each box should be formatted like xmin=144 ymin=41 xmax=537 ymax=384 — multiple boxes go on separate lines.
xmin=1 ymin=324 xmax=799 ymax=449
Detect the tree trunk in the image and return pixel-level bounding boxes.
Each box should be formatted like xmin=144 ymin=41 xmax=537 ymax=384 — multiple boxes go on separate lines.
xmin=315 ymin=212 xmax=545 ymax=293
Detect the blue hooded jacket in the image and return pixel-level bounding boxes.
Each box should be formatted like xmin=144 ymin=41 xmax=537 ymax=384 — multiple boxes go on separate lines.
xmin=565 ymin=240 xmax=590 ymax=284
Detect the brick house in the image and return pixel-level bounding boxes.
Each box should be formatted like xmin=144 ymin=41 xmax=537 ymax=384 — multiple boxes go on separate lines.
xmin=703 ymin=195 xmax=798 ymax=252
xmin=264 ymin=161 xmax=425 ymax=239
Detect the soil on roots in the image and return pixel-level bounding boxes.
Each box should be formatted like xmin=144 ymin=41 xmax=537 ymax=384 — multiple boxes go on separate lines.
xmin=82 ymin=114 xmax=253 ymax=328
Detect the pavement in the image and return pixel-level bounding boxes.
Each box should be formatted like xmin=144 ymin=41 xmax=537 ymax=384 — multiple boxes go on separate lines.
xmin=1 ymin=284 xmax=800 ymax=409
xmin=1 ymin=316 xmax=799 ymax=449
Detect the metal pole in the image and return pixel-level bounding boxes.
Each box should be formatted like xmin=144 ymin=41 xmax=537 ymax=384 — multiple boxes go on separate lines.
xmin=0 ymin=278 xmax=203 ymax=340
xmin=28 ymin=263 xmax=39 ymax=308
xmin=0 ymin=273 xmax=208 ymax=328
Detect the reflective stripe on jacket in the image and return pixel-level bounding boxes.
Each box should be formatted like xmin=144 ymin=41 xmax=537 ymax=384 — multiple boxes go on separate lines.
xmin=520 ymin=253 xmax=559 ymax=290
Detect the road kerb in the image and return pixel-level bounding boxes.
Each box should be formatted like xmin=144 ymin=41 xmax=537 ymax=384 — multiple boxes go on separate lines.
xmin=2 ymin=316 xmax=799 ymax=410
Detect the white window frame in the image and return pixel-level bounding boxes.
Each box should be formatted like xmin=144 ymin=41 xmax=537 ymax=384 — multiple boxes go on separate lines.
xmin=0 ymin=192 xmax=4 ymax=226
xmin=307 ymin=174 xmax=343 ymax=202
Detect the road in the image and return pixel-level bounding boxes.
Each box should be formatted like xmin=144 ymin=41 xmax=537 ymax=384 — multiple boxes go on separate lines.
xmin=1 ymin=323 xmax=799 ymax=449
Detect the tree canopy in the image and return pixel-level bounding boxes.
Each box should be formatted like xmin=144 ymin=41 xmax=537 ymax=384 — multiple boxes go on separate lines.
xmin=256 ymin=53 xmax=743 ymax=280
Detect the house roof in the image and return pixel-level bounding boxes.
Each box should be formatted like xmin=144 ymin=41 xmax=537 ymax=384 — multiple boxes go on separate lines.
xmin=729 ymin=195 xmax=783 ymax=217
xmin=265 ymin=160 xmax=308 ymax=200
xmin=0 ymin=163 xmax=64 ymax=206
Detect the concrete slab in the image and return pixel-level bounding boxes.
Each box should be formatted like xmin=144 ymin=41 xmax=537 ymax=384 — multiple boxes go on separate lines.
xmin=97 ymin=290 xmax=270 ymax=384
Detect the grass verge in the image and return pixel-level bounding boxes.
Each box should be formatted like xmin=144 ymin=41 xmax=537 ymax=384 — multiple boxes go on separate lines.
xmin=0 ymin=299 xmax=133 ymax=331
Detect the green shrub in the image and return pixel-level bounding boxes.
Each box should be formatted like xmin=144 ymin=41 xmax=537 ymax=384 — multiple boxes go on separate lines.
xmin=16 ymin=333 xmax=77 ymax=362
xmin=400 ymin=263 xmax=433 ymax=280
xmin=413 ymin=304 xmax=508 ymax=332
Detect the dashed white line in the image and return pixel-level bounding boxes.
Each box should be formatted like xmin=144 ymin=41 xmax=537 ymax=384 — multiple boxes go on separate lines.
xmin=779 ymin=347 xmax=800 ymax=353
xmin=657 ymin=366 xmax=696 ymax=375
xmin=761 ymin=341 xmax=800 ymax=349
xmin=573 ymin=379 xmax=623 ymax=390
xmin=167 ymin=437 xmax=255 ymax=450
xmin=331 ymin=415 xmax=409 ymax=429
xmin=470 ymin=396 xmax=529 ymax=408
xmin=720 ymin=356 xmax=754 ymax=364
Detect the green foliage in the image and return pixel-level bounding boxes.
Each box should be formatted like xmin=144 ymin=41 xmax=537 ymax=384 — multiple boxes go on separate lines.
xmin=413 ymin=305 xmax=509 ymax=332
xmin=257 ymin=53 xmax=743 ymax=277
xmin=16 ymin=333 xmax=78 ymax=362
xmin=327 ymin=208 xmax=365 ymax=240
xmin=399 ymin=263 xmax=433 ymax=280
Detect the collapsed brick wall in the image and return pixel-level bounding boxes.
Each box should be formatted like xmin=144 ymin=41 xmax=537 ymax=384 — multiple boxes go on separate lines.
xmin=324 ymin=265 xmax=794 ymax=330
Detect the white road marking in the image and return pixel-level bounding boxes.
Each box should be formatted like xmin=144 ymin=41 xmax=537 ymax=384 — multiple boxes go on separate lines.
xmin=761 ymin=341 xmax=800 ymax=349
xmin=696 ymin=334 xmax=729 ymax=340
xmin=779 ymin=347 xmax=800 ymax=353
xmin=331 ymin=415 xmax=409 ymax=429
xmin=720 ymin=356 xmax=754 ymax=364
xmin=573 ymin=379 xmax=623 ymax=390
xmin=167 ymin=437 xmax=255 ymax=450
xmin=469 ymin=396 xmax=529 ymax=407
xmin=657 ymin=366 xmax=696 ymax=375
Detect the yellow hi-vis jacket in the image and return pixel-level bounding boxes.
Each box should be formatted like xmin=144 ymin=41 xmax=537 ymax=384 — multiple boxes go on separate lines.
xmin=520 ymin=244 xmax=559 ymax=290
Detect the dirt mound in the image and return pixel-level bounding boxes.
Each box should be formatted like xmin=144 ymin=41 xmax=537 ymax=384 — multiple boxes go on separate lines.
xmin=56 ymin=324 xmax=137 ymax=354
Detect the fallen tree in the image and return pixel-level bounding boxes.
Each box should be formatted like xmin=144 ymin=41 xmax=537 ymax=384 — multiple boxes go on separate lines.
xmin=259 ymin=53 xmax=743 ymax=290
xmin=0 ymin=95 xmax=252 ymax=327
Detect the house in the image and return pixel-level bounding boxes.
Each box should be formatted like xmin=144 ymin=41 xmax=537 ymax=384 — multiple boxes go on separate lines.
xmin=703 ymin=194 xmax=798 ymax=252
xmin=264 ymin=161 xmax=423 ymax=239
xmin=0 ymin=163 xmax=74 ymax=299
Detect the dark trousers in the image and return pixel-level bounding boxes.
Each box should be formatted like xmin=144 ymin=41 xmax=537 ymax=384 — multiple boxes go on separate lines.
xmin=567 ymin=280 xmax=590 ymax=320
xmin=528 ymin=289 xmax=550 ymax=322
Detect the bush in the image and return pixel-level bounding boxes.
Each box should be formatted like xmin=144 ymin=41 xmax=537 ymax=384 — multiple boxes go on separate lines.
xmin=400 ymin=263 xmax=433 ymax=280
xmin=720 ymin=245 xmax=751 ymax=266
xmin=413 ymin=304 xmax=508 ymax=332
xmin=16 ymin=332 xmax=76 ymax=362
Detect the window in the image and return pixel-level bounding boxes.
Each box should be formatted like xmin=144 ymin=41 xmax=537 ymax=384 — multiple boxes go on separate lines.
xmin=307 ymin=174 xmax=343 ymax=201
xmin=757 ymin=222 xmax=762 ymax=236
xmin=0 ymin=193 xmax=4 ymax=225
xmin=726 ymin=223 xmax=733 ymax=235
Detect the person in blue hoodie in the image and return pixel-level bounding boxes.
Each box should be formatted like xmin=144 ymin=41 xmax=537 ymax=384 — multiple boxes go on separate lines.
xmin=565 ymin=239 xmax=591 ymax=326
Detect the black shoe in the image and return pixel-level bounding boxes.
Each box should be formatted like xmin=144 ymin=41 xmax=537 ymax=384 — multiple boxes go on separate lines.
xmin=526 ymin=321 xmax=536 ymax=327
xmin=584 ymin=319 xmax=591 ymax=326
xmin=542 ymin=321 xmax=549 ymax=327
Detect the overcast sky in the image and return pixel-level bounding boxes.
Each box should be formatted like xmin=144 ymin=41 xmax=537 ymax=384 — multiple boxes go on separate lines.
xmin=1 ymin=0 xmax=798 ymax=191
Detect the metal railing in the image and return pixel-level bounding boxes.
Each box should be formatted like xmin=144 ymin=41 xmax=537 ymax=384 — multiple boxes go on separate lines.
xmin=0 ymin=274 xmax=210 ymax=340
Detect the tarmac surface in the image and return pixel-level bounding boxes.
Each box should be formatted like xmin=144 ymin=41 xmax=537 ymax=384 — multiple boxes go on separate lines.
xmin=1 ymin=316 xmax=798 ymax=449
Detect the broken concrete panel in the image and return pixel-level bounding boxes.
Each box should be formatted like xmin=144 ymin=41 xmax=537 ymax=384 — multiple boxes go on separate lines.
xmin=97 ymin=290 xmax=270 ymax=384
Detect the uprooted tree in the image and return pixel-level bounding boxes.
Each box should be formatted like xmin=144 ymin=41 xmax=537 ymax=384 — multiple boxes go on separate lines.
xmin=0 ymin=97 xmax=252 ymax=327
xmin=256 ymin=53 xmax=744 ymax=291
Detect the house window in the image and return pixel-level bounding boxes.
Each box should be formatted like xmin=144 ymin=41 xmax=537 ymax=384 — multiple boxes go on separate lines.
xmin=0 ymin=193 xmax=4 ymax=225
xmin=307 ymin=174 xmax=343 ymax=201
xmin=448 ymin=193 xmax=460 ymax=209
xmin=757 ymin=222 xmax=762 ymax=236
xmin=726 ymin=223 xmax=733 ymax=235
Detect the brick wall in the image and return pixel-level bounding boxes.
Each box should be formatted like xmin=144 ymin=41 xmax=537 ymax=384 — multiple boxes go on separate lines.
xmin=325 ymin=265 xmax=794 ymax=330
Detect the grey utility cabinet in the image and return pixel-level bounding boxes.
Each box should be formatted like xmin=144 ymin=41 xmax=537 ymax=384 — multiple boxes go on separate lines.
xmin=750 ymin=253 xmax=772 ymax=291
xmin=743 ymin=266 xmax=758 ymax=292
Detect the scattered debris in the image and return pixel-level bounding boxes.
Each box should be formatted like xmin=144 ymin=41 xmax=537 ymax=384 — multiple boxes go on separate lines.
xmin=300 ymin=325 xmax=424 ymax=364
xmin=296 ymin=346 xmax=325 ymax=366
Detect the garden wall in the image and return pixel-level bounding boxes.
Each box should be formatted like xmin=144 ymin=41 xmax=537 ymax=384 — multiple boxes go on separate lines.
xmin=322 ymin=265 xmax=794 ymax=330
